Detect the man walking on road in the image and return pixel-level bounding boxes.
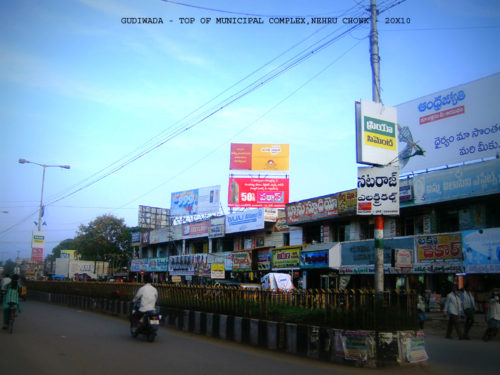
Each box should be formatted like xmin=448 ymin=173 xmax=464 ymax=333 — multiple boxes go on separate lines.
xmin=444 ymin=284 xmax=463 ymax=339
xmin=461 ymin=284 xmax=476 ymax=339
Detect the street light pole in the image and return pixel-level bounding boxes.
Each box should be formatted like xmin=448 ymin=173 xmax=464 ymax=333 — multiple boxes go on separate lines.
xmin=18 ymin=158 xmax=70 ymax=230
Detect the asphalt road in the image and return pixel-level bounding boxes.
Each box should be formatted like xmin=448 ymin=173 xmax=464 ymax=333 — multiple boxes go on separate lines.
xmin=1 ymin=301 xmax=498 ymax=375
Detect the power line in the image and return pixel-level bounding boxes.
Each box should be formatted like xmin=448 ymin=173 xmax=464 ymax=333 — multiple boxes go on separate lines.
xmin=46 ymin=9 xmax=364 ymax=204
xmin=45 ymin=21 xmax=369 ymax=207
xmin=119 ymin=38 xmax=366 ymax=208
xmin=161 ymin=0 xmax=363 ymax=18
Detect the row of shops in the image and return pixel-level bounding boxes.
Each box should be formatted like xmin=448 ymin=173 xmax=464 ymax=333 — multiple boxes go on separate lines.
xmin=131 ymin=227 xmax=500 ymax=310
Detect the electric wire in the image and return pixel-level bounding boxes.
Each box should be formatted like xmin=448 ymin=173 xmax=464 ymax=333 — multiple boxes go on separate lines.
xmin=119 ymin=38 xmax=367 ymax=208
xmin=45 ymin=6 xmax=366 ymax=204
xmin=45 ymin=21 xmax=369 ymax=207
xmin=161 ymin=0 xmax=363 ymax=18
xmin=1 ymin=1 xmax=408 ymax=243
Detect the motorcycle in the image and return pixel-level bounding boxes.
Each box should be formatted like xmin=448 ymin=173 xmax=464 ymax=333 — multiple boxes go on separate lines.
xmin=129 ymin=306 xmax=161 ymax=342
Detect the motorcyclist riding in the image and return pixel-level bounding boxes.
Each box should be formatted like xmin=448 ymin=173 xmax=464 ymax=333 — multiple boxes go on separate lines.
xmin=131 ymin=274 xmax=158 ymax=328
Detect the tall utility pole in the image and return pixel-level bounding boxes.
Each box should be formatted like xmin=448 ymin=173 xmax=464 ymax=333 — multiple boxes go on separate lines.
xmin=370 ymin=0 xmax=384 ymax=293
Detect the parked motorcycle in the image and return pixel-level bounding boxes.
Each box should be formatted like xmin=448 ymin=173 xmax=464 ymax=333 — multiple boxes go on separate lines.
xmin=130 ymin=306 xmax=161 ymax=342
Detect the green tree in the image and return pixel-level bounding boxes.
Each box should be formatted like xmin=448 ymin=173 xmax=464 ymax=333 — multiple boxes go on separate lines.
xmin=46 ymin=238 xmax=77 ymax=261
xmin=74 ymin=214 xmax=132 ymax=270
xmin=2 ymin=259 xmax=16 ymax=275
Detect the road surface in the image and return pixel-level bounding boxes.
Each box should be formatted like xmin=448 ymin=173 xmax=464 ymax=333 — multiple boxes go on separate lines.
xmin=0 ymin=301 xmax=498 ymax=375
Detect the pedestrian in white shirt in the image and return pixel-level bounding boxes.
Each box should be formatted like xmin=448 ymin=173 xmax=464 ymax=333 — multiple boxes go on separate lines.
xmin=482 ymin=293 xmax=500 ymax=342
xmin=444 ymin=284 xmax=463 ymax=339
xmin=461 ymin=285 xmax=476 ymax=339
xmin=131 ymin=274 xmax=158 ymax=325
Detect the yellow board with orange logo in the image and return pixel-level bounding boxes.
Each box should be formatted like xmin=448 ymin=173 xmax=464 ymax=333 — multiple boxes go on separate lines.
xmin=251 ymin=144 xmax=289 ymax=171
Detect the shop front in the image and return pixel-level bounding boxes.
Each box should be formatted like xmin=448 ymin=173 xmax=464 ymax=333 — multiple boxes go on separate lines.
xmin=271 ymin=245 xmax=302 ymax=289
xmin=300 ymin=242 xmax=340 ymax=289
xmin=130 ymin=257 xmax=168 ymax=282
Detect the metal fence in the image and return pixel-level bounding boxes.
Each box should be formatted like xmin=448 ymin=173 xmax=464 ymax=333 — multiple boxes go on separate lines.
xmin=26 ymin=281 xmax=418 ymax=331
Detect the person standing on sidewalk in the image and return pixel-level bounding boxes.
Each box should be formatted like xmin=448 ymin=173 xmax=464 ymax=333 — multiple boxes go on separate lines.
xmin=461 ymin=285 xmax=476 ymax=339
xmin=482 ymin=293 xmax=500 ymax=342
xmin=444 ymin=284 xmax=463 ymax=339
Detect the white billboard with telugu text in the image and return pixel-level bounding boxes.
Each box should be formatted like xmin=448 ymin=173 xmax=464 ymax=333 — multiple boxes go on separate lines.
xmin=397 ymin=73 xmax=500 ymax=174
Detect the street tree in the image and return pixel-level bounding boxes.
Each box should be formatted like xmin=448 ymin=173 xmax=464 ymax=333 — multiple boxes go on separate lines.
xmin=46 ymin=238 xmax=77 ymax=261
xmin=2 ymin=259 xmax=16 ymax=275
xmin=74 ymin=214 xmax=132 ymax=270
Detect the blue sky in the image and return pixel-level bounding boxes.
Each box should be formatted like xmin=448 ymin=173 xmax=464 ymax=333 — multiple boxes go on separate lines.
xmin=1 ymin=0 xmax=499 ymax=261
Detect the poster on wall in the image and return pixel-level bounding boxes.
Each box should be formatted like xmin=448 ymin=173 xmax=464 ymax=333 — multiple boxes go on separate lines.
xmin=232 ymin=250 xmax=252 ymax=271
xmin=462 ymin=228 xmax=500 ymax=273
xmin=286 ymin=194 xmax=339 ymax=224
xmin=415 ymin=233 xmax=462 ymax=262
xmin=272 ymin=247 xmax=301 ymax=269
xmin=357 ymin=165 xmax=399 ymax=215
xmin=397 ymin=73 xmax=500 ymax=174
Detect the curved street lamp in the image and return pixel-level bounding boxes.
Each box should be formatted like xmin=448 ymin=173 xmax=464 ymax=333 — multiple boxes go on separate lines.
xmin=18 ymin=158 xmax=71 ymax=231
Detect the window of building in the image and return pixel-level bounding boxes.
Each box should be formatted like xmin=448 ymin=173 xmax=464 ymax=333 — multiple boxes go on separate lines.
xmin=438 ymin=209 xmax=459 ymax=232
xmin=359 ymin=220 xmax=374 ymax=240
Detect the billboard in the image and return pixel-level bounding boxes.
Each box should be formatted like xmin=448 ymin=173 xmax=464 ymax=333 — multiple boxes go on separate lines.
xmin=415 ymin=233 xmax=462 ymax=262
xmin=286 ymin=194 xmax=338 ymax=225
xmin=462 ymin=228 xmax=500 ymax=273
xmin=228 ymin=177 xmax=289 ymax=208
xmin=357 ymin=165 xmax=399 ymax=216
xmin=272 ymin=247 xmax=301 ymax=269
xmin=138 ymin=205 xmax=170 ymax=229
xmin=412 ymin=158 xmax=500 ymax=205
xmin=230 ymin=143 xmax=289 ymax=171
xmin=170 ymin=185 xmax=220 ymax=216
xmin=32 ymin=231 xmax=45 ymax=249
xmin=31 ymin=248 xmax=43 ymax=262
xmin=356 ymin=99 xmax=398 ymax=166
xmin=60 ymin=250 xmax=78 ymax=260
xmin=397 ymin=73 xmax=500 ymax=174
xmin=225 ymin=208 xmax=264 ymax=234
xmin=182 ymin=220 xmax=210 ymax=239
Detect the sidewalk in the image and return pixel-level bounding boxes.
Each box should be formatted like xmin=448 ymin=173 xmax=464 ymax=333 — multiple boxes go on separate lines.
xmin=423 ymin=312 xmax=497 ymax=341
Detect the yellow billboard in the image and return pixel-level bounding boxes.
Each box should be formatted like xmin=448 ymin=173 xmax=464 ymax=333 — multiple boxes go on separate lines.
xmin=230 ymin=143 xmax=289 ymax=171
xmin=61 ymin=250 xmax=78 ymax=259
xmin=251 ymin=144 xmax=289 ymax=171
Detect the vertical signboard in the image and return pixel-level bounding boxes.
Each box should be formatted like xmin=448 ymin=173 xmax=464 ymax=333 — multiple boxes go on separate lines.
xmin=357 ymin=165 xmax=399 ymax=215
xmin=356 ymin=100 xmax=398 ymax=166
xmin=31 ymin=231 xmax=45 ymax=262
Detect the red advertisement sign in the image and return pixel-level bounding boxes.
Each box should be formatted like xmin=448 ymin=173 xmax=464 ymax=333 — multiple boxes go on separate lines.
xmin=31 ymin=248 xmax=43 ymax=262
xmin=228 ymin=177 xmax=289 ymax=208
xmin=183 ymin=221 xmax=210 ymax=238
xmin=230 ymin=143 xmax=252 ymax=170
xmin=419 ymin=106 xmax=465 ymax=125
xmin=416 ymin=234 xmax=462 ymax=261
xmin=232 ymin=250 xmax=252 ymax=271
xmin=286 ymin=194 xmax=338 ymax=224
